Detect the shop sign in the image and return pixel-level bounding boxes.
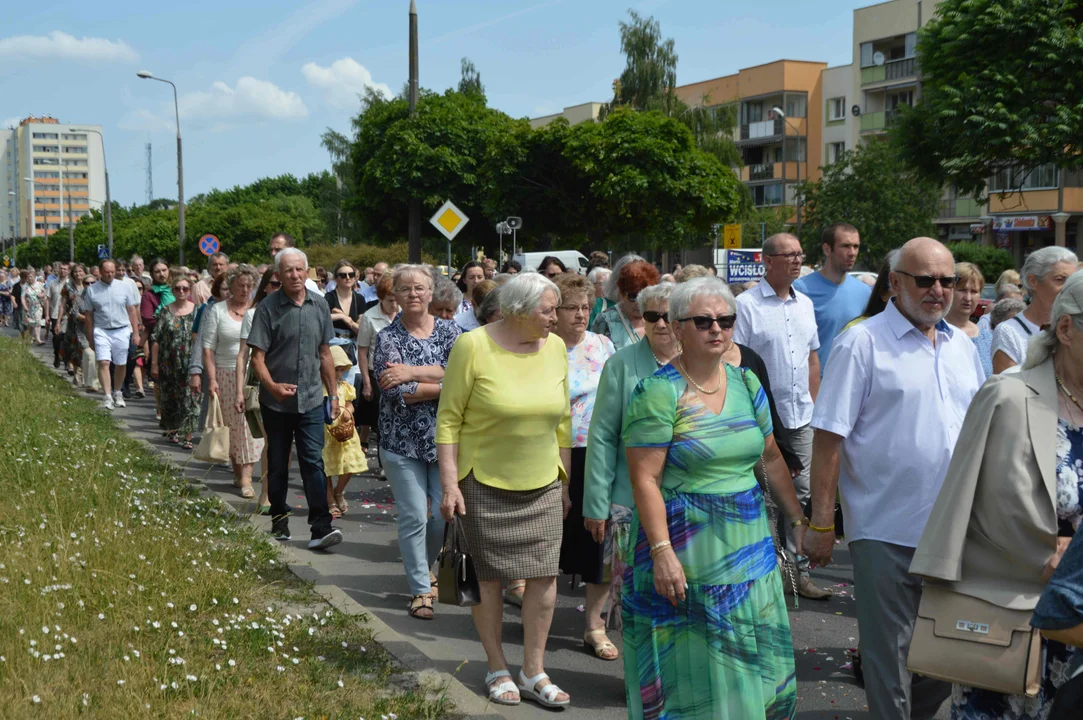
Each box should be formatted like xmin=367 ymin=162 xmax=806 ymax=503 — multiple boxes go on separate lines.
xmin=969 ymin=223 xmax=988 ymax=234
xmin=993 ymin=216 xmax=1052 ymax=231
xmin=996 ymin=232 xmax=1011 ymax=249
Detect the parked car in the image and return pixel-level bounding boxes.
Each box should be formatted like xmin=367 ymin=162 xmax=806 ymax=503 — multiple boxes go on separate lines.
xmin=972 ymin=283 xmax=996 ymax=321
xmin=512 ymin=250 xmax=590 ymax=275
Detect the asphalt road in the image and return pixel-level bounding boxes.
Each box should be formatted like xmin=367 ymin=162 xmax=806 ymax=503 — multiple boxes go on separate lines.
xmin=20 ymin=335 xmax=949 ymax=719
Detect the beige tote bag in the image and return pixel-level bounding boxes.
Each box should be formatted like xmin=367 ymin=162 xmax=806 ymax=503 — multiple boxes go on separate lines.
xmin=193 ymin=393 xmax=231 ymax=465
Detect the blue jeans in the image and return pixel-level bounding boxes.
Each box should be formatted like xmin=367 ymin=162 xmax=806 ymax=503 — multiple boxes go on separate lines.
xmin=261 ymin=405 xmax=333 ymax=535
xmin=380 ymin=448 xmax=445 ymax=596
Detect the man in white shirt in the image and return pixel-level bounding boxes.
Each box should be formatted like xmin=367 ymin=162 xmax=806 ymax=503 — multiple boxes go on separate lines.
xmin=269 ymin=232 xmax=322 ymax=294
xmin=805 ymin=237 xmax=985 ymax=720
xmin=734 ymin=232 xmax=827 ymax=599
xmin=360 ymin=262 xmax=388 ymax=305
xmin=84 ymin=259 xmax=141 ymax=410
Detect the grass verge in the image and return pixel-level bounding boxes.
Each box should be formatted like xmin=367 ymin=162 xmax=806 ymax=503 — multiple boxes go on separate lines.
xmin=0 ymin=336 xmax=450 ymax=719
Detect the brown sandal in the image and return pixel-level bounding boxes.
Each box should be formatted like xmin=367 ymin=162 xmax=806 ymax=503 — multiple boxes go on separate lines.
xmin=408 ymin=594 xmax=434 ymax=620
xmin=583 ymin=628 xmax=619 ymax=661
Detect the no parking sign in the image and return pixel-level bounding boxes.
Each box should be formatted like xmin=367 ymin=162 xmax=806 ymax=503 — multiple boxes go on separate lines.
xmin=199 ymin=234 xmax=220 ymax=256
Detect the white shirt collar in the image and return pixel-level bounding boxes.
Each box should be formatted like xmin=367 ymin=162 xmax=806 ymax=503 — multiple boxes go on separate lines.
xmin=883 ymin=299 xmax=954 ymax=341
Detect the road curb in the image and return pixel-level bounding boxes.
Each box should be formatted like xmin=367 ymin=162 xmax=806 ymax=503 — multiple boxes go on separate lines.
xmin=28 ymin=346 xmax=506 ymax=720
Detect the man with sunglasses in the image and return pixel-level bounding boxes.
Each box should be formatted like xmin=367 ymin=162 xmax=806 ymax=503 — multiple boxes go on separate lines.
xmin=733 ymin=232 xmax=829 ymax=600
xmin=805 ymin=237 xmax=985 ymax=720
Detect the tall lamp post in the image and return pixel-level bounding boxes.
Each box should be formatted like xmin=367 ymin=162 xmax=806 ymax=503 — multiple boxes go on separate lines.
xmin=406 ymin=0 xmax=421 ymax=263
xmin=6 ymin=190 xmax=14 ymax=263
xmin=771 ymin=106 xmax=804 ymax=235
xmin=72 ymin=128 xmax=113 ymax=258
xmin=137 ymin=70 xmax=185 ymax=264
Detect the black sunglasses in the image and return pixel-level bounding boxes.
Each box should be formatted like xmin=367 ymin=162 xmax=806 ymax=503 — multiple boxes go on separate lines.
xmin=680 ymin=314 xmax=737 ymax=331
xmin=337 ymin=272 xmax=356 ymax=279
xmin=643 ymin=311 xmax=669 ymax=324
xmin=895 ymin=271 xmax=960 ymax=289
xmin=268 ymin=280 xmax=282 ymax=288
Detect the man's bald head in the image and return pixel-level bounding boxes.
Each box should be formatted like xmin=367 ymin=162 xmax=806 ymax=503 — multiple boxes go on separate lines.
xmin=889 ymin=237 xmax=957 ymax=329
xmin=891 ymin=237 xmax=953 ymax=273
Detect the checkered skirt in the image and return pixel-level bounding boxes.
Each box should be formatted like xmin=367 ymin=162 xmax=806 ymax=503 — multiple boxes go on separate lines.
xmin=459 ymin=472 xmax=563 ymax=581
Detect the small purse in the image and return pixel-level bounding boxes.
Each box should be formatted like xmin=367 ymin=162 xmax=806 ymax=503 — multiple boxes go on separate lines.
xmin=437 ymin=517 xmax=481 ymax=607
xmin=907 ymin=582 xmax=1041 ymax=697
xmin=242 ymin=360 xmax=264 ymax=439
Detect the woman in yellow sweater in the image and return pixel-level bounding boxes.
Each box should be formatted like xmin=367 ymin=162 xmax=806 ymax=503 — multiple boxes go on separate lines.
xmin=437 ymin=272 xmax=573 ymax=709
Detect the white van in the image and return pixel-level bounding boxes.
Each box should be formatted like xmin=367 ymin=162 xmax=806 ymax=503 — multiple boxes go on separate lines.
xmin=512 ymin=250 xmax=590 ymax=275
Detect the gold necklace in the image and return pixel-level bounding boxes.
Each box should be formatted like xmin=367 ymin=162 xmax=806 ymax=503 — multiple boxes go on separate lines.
xmin=1056 ymin=373 xmax=1083 ymax=415
xmin=677 ymin=355 xmax=723 ymax=395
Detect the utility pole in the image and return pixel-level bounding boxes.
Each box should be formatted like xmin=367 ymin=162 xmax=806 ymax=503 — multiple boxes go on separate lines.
xmin=407 ymin=0 xmax=421 ymax=263
xmin=68 ymin=186 xmax=74 ymax=262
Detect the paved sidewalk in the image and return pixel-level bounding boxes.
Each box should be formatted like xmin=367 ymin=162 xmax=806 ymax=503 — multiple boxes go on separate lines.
xmin=20 ymin=336 xmax=948 ymax=719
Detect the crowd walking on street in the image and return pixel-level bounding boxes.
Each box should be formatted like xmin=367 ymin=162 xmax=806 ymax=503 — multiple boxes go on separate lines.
xmin=8 ymin=226 xmax=1083 ymax=719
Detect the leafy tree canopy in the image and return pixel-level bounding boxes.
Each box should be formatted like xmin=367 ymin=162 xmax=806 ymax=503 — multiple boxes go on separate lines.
xmin=798 ymin=140 xmax=941 ymax=268
xmin=894 ymin=0 xmax=1083 ymax=196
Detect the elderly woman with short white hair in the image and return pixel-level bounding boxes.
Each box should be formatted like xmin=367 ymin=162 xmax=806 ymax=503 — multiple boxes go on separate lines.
xmin=588 ymin=266 xmax=612 ymax=328
xmin=993 ymin=246 xmax=1078 ymax=373
xmin=437 ymin=272 xmax=573 ymax=709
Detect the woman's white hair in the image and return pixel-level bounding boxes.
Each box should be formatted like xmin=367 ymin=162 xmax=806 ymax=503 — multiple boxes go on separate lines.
xmin=1024 ymin=270 xmax=1083 ymax=369
xmin=1021 ymin=246 xmax=1078 ymax=293
xmin=499 ymin=272 xmax=561 ymax=318
xmin=392 ymin=264 xmax=434 ymax=291
xmin=587 ymin=267 xmax=611 ymax=285
xmin=670 ymin=277 xmax=737 ymax=324
xmin=637 ymin=282 xmax=675 ymax=312
xmin=604 ymin=254 xmax=645 ymax=302
xmin=274 ymin=247 xmax=308 ymax=272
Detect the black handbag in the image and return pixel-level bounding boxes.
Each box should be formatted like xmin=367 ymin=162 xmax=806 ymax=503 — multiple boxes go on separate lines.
xmin=437 ymin=517 xmax=480 ymax=607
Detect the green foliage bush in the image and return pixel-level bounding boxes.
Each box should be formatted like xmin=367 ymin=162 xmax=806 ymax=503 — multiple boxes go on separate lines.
xmin=304 ymin=242 xmax=436 ymax=272
xmin=949 ymin=242 xmax=1016 ymax=282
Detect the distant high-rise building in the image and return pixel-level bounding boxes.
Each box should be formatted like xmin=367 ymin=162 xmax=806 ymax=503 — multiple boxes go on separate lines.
xmin=1 ymin=116 xmax=106 ymax=239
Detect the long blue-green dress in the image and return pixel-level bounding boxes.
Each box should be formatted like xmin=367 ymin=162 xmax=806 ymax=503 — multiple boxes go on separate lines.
xmin=621 ymin=363 xmax=797 ymax=720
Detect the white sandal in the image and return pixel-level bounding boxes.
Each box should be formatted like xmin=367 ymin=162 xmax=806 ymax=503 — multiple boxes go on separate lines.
xmin=484 ymin=669 xmax=520 ymax=706
xmin=518 ymin=670 xmax=570 ymax=708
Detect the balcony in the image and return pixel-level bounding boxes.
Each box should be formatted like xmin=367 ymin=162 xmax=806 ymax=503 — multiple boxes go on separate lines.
xmin=739 ymin=162 xmax=801 ymax=183
xmin=739 ymin=117 xmax=783 ymax=142
xmin=939 ymin=195 xmax=985 ymax=220
xmin=861 ymin=57 xmax=918 ymax=86
xmin=860 ymin=108 xmax=902 ymax=133
xmin=749 ymin=163 xmax=774 ymax=181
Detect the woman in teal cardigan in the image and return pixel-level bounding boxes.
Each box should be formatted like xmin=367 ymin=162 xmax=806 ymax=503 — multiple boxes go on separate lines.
xmin=583 ymin=283 xmax=678 ymax=650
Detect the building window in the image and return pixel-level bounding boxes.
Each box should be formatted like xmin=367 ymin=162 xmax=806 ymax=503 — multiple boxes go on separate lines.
xmin=63 ymin=146 xmax=88 ymax=154
xmin=827 ymin=142 xmax=846 ymax=164
xmin=33 ymin=171 xmax=59 ymax=179
xmin=61 ymin=133 xmax=88 ymax=141
xmin=828 ymin=97 xmax=846 ymax=121
xmin=989 ymin=163 xmax=1060 ymax=192
xmin=32 ymin=145 xmax=59 ymax=153
xmin=784 ymin=94 xmax=807 ymax=118
xmin=31 ymin=133 xmax=58 ymax=140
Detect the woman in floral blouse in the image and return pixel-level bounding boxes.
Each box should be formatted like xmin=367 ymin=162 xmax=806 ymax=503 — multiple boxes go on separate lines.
xmin=552 ymin=273 xmax=617 ymax=659
xmin=372 ymin=264 xmax=461 ymax=620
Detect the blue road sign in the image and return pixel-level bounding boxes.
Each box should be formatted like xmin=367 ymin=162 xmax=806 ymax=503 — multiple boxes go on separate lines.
xmin=97 ymin=244 xmax=110 ymax=259
xmin=723 ymin=249 xmax=765 ymax=284
xmin=199 ymin=234 xmax=220 ymax=257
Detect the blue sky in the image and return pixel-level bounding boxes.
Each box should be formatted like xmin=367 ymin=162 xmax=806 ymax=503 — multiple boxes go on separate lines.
xmin=0 ymin=0 xmax=862 ymax=207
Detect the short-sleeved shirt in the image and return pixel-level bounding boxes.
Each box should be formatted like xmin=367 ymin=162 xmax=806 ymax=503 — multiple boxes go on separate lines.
xmin=811 ymin=299 xmax=986 ymax=547
xmin=793 ymin=271 xmax=872 ymax=371
xmin=202 ymin=301 xmax=244 ymax=370
xmin=568 ymin=332 xmax=616 ymax=447
xmin=357 ymin=304 xmax=398 ymax=368
xmin=991 ymin=312 xmax=1040 ymax=367
xmin=46 ymin=278 xmax=64 ymax=319
xmin=85 ymin=277 xmax=140 ymax=329
xmin=622 ymin=363 xmax=772 ymax=496
xmin=733 ymin=281 xmax=820 ymax=429
xmin=244 ymin=290 xmax=334 ymax=414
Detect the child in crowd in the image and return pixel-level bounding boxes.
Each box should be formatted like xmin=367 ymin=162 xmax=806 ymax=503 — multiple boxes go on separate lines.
xmin=323 ymin=346 xmax=366 ymax=517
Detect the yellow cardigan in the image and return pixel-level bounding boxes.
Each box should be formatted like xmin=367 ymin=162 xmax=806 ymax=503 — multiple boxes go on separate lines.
xmin=436 ymin=328 xmax=572 ymax=491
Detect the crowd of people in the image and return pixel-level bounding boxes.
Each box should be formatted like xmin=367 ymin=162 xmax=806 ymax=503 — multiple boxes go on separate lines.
xmin=6 ymin=225 xmax=1083 ymax=719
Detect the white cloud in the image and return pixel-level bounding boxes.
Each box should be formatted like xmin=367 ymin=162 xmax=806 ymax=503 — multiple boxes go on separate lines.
xmin=0 ymin=31 xmax=138 ymax=63
xmin=117 ymin=108 xmax=174 ymax=134
xmin=301 ymin=58 xmax=391 ymax=110
xmin=178 ymin=77 xmax=308 ymax=120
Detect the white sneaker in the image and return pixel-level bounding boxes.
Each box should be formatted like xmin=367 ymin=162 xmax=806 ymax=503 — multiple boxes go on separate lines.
xmin=113 ymin=392 xmax=126 ymax=408
xmin=102 ymin=395 xmax=115 ymax=410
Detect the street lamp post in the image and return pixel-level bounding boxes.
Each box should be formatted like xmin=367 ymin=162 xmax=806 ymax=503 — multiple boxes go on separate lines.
xmin=407 ymin=0 xmax=421 ymax=263
xmin=137 ymin=71 xmax=184 ymax=264
xmin=7 ymin=190 xmax=14 ymax=263
xmin=72 ymin=128 xmax=113 ymax=258
xmin=772 ymin=106 xmax=804 ymax=235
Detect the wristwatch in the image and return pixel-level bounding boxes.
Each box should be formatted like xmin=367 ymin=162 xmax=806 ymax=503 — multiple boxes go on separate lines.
xmin=328 ymin=395 xmax=339 ymax=401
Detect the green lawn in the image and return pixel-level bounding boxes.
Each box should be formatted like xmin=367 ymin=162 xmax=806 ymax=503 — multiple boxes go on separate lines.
xmin=0 ymin=336 xmax=450 ymax=719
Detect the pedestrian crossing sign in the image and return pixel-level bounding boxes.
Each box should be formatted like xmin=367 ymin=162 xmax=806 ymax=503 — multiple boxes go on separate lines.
xmin=429 ymin=200 xmax=469 ymax=241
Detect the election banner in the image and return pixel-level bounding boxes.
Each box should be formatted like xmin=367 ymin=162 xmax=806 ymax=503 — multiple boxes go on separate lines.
xmin=723 ymin=249 xmax=765 ymax=284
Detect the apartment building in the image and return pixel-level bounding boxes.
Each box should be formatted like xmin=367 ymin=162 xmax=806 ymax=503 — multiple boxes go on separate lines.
xmin=2 ymin=116 xmax=106 ymax=239
xmin=821 ymin=64 xmax=854 ymax=171
xmin=530 ymin=102 xmax=604 ymax=129
xmin=676 ymin=59 xmax=827 ymax=211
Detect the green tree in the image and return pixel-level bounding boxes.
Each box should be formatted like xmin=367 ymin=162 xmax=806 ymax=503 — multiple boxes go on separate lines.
xmin=950 ymin=242 xmax=1015 ymax=281
xmin=740 ymin=205 xmax=794 ymax=248
xmin=457 ymin=57 xmax=485 ymax=100
xmin=797 ymin=141 xmax=941 ymax=268
xmin=893 ymin=0 xmax=1083 ymax=196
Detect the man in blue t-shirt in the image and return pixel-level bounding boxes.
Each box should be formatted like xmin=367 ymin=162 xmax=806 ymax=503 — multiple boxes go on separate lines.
xmin=794 ymin=222 xmax=872 ymax=372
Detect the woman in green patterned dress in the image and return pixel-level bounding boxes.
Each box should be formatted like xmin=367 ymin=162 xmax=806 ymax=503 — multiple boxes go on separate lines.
xmin=621 ymin=277 xmax=807 ymax=720
xmin=150 ymin=272 xmax=200 ymax=449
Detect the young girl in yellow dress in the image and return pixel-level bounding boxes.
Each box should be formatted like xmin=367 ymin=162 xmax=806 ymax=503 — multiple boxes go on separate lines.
xmin=325 ymin=346 xmax=367 ymax=517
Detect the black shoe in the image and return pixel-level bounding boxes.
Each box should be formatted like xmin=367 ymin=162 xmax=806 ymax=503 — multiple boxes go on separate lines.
xmin=53 ymin=358 xmax=61 ymax=368
xmin=308 ymin=527 xmax=342 ymax=550
xmin=270 ymin=515 xmax=291 ymax=541
xmin=133 ymin=390 xmax=145 ymax=399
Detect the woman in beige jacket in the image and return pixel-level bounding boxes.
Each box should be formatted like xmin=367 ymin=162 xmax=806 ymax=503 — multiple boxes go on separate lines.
xmin=911 ymin=271 xmax=1083 ymax=718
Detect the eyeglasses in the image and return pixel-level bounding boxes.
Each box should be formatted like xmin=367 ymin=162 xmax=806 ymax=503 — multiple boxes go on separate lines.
xmin=643 ymin=310 xmax=669 ymax=324
xmin=337 ymin=272 xmax=356 ymax=279
xmin=895 ymin=271 xmax=960 ymax=289
xmin=680 ymin=314 xmax=737 ymax=331
xmin=268 ymin=281 xmax=282 ymax=288
xmin=174 ymin=285 xmax=190 ymax=292
xmin=558 ymin=304 xmax=591 ymax=314
xmin=767 ymin=252 xmax=806 ymax=263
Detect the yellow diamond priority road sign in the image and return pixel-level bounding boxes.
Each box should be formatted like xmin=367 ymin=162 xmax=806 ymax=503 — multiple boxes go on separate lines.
xmin=429 ymin=200 xmax=470 ymax=241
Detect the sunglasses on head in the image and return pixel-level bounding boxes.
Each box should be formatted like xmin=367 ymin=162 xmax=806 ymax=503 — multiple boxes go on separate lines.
xmin=337 ymin=272 xmax=356 ymax=279
xmin=680 ymin=314 xmax=737 ymax=331
xmin=643 ymin=310 xmax=669 ymax=324
xmin=895 ymin=271 xmax=960 ymax=289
